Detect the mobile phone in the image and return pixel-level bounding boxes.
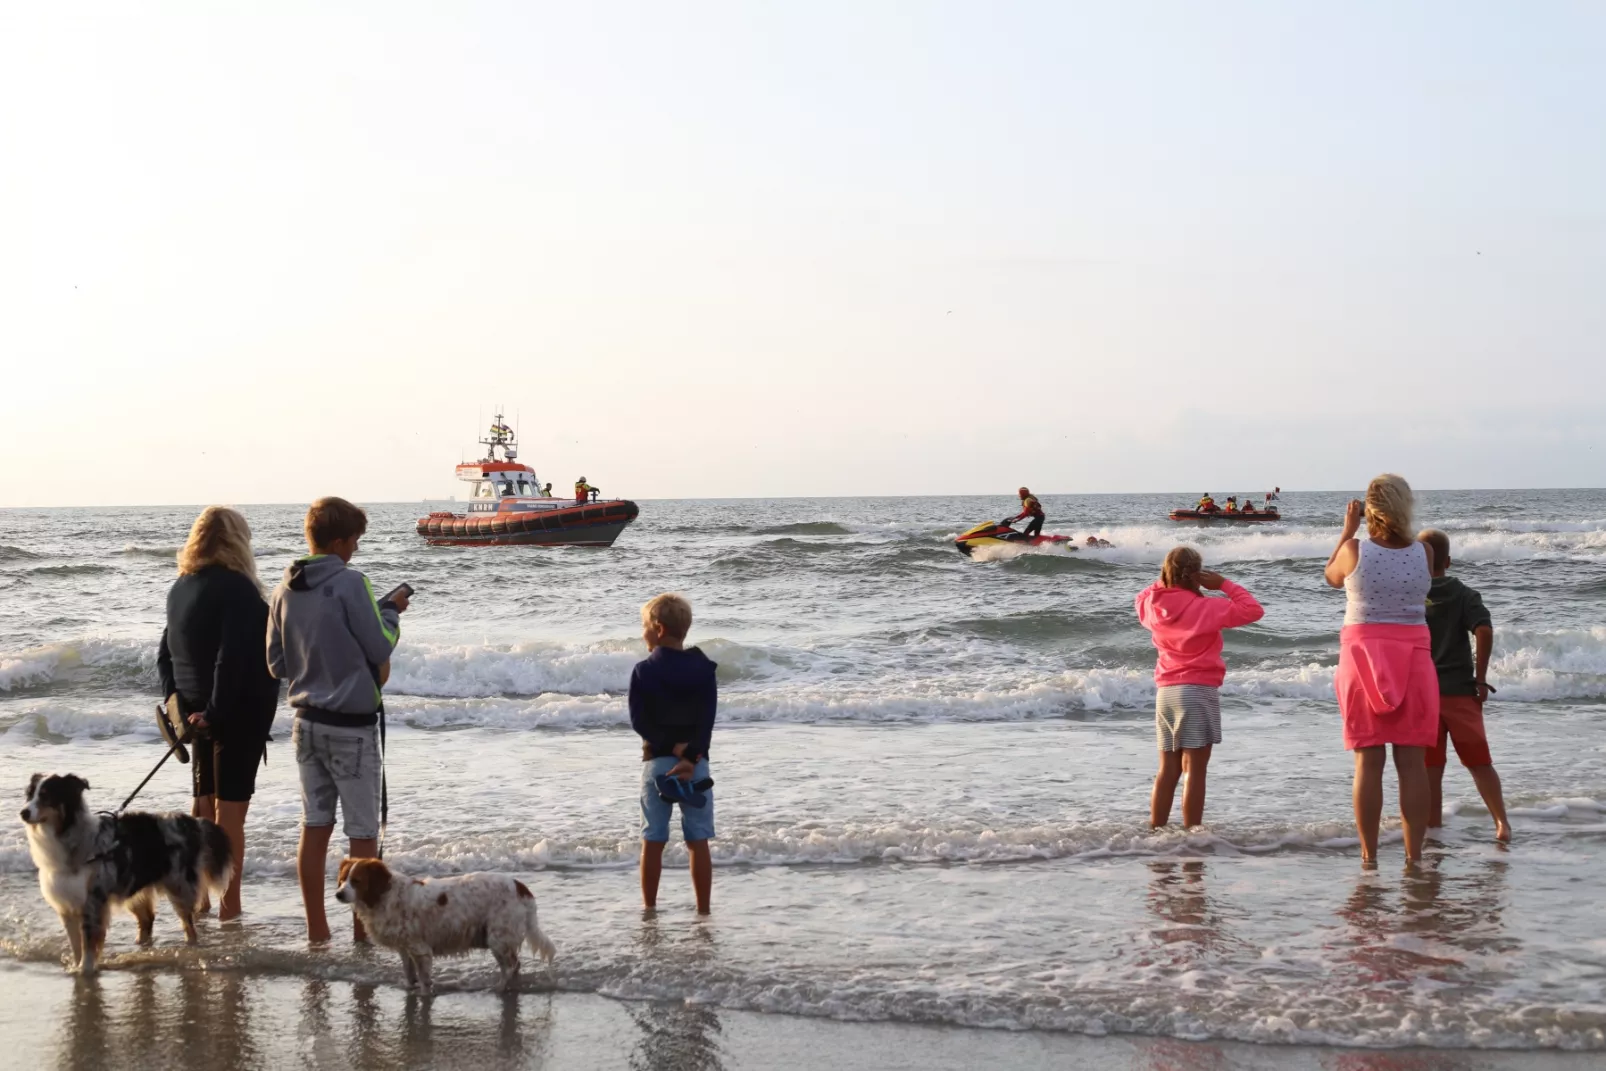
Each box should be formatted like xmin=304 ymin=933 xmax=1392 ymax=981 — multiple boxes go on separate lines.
xmin=380 ymin=583 xmax=414 ymax=605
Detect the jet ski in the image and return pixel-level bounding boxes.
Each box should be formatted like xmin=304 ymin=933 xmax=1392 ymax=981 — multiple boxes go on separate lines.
xmin=954 ymin=520 xmax=1076 ymax=557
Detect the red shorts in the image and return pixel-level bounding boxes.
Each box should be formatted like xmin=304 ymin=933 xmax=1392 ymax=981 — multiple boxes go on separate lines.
xmin=1427 ymin=694 xmax=1492 ymax=768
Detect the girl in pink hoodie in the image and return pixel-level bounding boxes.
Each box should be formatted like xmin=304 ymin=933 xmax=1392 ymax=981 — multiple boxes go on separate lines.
xmin=1135 ymin=547 xmax=1264 ymax=828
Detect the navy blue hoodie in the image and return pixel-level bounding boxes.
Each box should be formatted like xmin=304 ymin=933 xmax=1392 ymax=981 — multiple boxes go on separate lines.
xmin=628 ymin=646 xmax=717 ymax=762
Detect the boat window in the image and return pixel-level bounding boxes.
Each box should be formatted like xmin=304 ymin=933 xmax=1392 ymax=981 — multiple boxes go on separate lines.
xmin=475 ymin=482 xmax=492 ymax=499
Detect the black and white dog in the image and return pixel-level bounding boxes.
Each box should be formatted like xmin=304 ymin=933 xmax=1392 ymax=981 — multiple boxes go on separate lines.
xmin=20 ymin=773 xmax=234 ymax=974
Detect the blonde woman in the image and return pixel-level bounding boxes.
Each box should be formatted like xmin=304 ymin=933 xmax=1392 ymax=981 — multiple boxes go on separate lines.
xmin=157 ymin=507 xmax=281 ymax=919
xmin=1324 ymin=475 xmax=1438 ymax=864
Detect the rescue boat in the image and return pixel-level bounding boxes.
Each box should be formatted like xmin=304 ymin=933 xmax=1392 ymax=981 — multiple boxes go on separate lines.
xmin=955 ymin=520 xmax=1076 ymax=557
xmin=416 ymin=416 xmax=639 ymax=547
xmin=1168 ymin=507 xmax=1281 ymax=524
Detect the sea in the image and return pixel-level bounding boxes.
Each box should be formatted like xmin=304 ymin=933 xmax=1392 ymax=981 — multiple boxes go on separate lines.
xmin=1 ymin=490 xmax=1603 ymax=1062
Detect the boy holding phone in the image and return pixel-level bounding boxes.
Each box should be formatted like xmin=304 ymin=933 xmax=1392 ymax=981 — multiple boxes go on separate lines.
xmin=268 ymin=496 xmax=408 ymax=942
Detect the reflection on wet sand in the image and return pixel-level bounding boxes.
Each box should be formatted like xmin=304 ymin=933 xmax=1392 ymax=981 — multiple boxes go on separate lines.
xmin=57 ymin=969 xmax=258 ymax=1071
xmin=629 ymin=913 xmax=725 ymax=1071
xmin=1338 ymin=857 xmax=1515 ymax=988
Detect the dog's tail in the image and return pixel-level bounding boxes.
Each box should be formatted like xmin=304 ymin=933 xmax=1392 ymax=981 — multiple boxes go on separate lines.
xmin=198 ymin=818 xmax=235 ymax=897
xmin=515 ymin=880 xmax=557 ymax=963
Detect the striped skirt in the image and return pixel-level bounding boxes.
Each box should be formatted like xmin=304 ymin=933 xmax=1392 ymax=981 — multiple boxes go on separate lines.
xmin=1155 ymin=684 xmax=1222 ymax=752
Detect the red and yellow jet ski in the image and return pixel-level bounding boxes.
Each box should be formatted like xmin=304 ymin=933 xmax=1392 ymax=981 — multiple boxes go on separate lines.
xmin=954 ymin=520 xmax=1075 ymax=557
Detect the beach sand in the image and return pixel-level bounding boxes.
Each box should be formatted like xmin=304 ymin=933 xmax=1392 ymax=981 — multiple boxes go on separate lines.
xmin=0 ymin=959 xmax=1598 ymax=1071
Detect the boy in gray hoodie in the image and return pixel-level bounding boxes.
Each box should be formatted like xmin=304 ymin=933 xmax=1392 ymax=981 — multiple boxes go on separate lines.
xmin=268 ymin=497 xmax=407 ymax=942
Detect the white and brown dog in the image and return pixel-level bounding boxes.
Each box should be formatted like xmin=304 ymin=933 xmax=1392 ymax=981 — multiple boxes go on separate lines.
xmin=21 ymin=773 xmax=234 ymax=974
xmin=335 ymin=858 xmax=556 ymax=992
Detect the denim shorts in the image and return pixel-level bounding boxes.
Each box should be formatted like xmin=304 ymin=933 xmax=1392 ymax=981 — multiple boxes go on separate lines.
xmin=293 ymin=719 xmax=381 ymax=839
xmin=640 ymin=757 xmax=715 ymax=843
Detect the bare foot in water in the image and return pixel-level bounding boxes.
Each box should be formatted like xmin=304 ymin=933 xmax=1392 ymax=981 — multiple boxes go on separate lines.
xmin=1495 ymin=820 xmax=1512 ymax=843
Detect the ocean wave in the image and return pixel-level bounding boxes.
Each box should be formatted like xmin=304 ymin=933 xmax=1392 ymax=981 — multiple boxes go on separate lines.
xmin=0 ymin=545 xmax=42 ymax=562
xmin=0 ymin=639 xmax=155 ymax=694
xmin=753 ymin=521 xmax=855 ymax=536
xmin=118 ymin=544 xmax=180 ymax=560
xmin=1027 ymin=523 xmax=1606 ymax=566
xmin=25 ymin=564 xmax=115 ymax=577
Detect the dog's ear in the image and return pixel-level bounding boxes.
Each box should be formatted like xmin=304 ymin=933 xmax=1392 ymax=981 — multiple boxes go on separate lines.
xmin=355 ymin=860 xmax=392 ymax=908
xmin=26 ymin=773 xmax=42 ymax=800
xmin=67 ymin=775 xmax=89 ymax=793
xmin=337 ymin=857 xmax=356 ymax=884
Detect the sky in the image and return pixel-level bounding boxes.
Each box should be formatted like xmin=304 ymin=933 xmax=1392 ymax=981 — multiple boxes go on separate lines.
xmin=1 ymin=2 xmax=1603 ymax=506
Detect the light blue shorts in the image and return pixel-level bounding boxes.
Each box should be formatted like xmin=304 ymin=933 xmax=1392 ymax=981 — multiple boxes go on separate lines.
xmin=640 ymin=757 xmax=715 ymax=843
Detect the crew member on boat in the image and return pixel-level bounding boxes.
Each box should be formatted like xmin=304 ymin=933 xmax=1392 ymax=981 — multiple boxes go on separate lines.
xmin=1224 ymin=497 xmax=1239 ymax=514
xmin=575 ymin=477 xmax=594 ymax=502
xmin=1011 ymin=487 xmax=1045 ymax=537
xmin=1196 ymin=494 xmax=1218 ymax=513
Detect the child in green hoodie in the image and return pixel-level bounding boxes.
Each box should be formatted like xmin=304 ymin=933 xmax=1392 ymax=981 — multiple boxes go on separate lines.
xmin=268 ymin=496 xmax=407 ymax=942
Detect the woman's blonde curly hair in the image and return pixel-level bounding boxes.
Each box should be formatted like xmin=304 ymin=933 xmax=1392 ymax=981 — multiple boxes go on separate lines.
xmin=177 ymin=506 xmax=259 ymax=591
xmin=1364 ymin=473 xmax=1415 ymax=543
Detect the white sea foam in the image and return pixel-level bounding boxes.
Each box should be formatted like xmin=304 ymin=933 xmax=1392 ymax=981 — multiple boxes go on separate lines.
xmin=1012 ymin=521 xmax=1606 ymax=565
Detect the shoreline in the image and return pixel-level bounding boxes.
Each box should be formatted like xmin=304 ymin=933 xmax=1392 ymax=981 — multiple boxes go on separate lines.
xmin=0 ymin=960 xmax=1599 ymax=1071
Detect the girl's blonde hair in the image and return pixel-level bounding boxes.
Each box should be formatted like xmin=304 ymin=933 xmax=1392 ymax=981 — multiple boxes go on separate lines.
xmin=177 ymin=506 xmax=259 ymax=590
xmin=1364 ymin=473 xmax=1414 ymax=542
xmin=1160 ymin=546 xmax=1203 ymax=589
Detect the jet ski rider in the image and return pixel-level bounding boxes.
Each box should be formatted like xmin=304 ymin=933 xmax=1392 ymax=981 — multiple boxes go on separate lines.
xmin=1011 ymin=487 xmax=1045 ymax=538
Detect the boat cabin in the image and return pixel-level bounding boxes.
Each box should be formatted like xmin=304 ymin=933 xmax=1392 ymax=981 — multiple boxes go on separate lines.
xmin=455 ymin=418 xmax=556 ymax=512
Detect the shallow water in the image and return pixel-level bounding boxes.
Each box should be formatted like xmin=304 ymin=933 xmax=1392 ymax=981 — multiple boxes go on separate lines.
xmin=2 ymin=492 xmax=1604 ymax=1051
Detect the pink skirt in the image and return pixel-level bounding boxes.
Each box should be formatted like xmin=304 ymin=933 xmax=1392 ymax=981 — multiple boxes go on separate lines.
xmin=1336 ymin=624 xmax=1440 ymax=750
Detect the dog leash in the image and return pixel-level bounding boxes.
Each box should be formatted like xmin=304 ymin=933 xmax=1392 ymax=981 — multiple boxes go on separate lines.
xmin=113 ymin=740 xmax=184 ymax=815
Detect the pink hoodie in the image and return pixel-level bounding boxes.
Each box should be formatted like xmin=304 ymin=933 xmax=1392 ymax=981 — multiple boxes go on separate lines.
xmin=1134 ymin=579 xmax=1264 ymax=688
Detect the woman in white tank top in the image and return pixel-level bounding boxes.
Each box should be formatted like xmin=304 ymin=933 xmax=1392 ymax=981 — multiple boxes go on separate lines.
xmin=1324 ymin=474 xmax=1440 ymax=864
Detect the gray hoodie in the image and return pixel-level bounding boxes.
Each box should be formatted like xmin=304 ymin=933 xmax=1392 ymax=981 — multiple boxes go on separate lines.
xmin=267 ymin=555 xmax=401 ymax=724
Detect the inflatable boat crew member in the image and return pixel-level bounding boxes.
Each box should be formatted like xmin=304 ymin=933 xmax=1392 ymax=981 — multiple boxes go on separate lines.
xmin=1197 ymin=494 xmax=1218 ymax=513
xmin=575 ymin=477 xmax=593 ymax=502
xmin=1013 ymin=487 xmax=1045 ymax=538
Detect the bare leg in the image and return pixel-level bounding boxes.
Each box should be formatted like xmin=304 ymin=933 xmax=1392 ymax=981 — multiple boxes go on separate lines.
xmin=298 ymin=824 xmax=335 ymax=943
xmin=1149 ymin=751 xmax=1183 ymax=828
xmin=640 ymin=840 xmax=666 ymax=909
xmin=1394 ymin=745 xmax=1430 ymax=862
xmin=192 ymin=794 xmax=216 ymax=913
xmin=1352 ymin=747 xmax=1386 ymax=863
xmin=1468 ymin=765 xmax=1512 ymax=841
xmin=1180 ymin=745 xmax=1213 ymax=828
xmin=1427 ymin=765 xmax=1446 ymax=828
xmin=347 ymin=837 xmax=377 ymax=942
xmin=215 ymin=799 xmax=250 ymax=920
xmin=687 ymin=839 xmax=712 ymax=916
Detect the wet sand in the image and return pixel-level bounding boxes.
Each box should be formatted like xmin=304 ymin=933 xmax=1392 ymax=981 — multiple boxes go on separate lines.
xmin=0 ymin=960 xmax=1598 ymax=1071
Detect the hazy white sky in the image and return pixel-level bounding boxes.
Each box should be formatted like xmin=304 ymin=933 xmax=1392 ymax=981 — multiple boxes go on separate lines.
xmin=2 ymin=2 xmax=1602 ymax=507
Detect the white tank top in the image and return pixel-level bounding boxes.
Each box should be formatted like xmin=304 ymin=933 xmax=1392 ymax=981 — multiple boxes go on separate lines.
xmin=1344 ymin=538 xmax=1430 ymax=626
